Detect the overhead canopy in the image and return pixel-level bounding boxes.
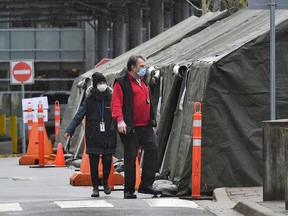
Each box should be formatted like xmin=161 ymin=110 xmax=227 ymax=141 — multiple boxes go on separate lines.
xmin=59 ymin=8 xmax=288 ymax=195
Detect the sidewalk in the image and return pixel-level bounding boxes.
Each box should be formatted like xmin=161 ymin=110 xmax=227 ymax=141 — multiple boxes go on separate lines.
xmin=214 ymin=187 xmax=288 ymax=216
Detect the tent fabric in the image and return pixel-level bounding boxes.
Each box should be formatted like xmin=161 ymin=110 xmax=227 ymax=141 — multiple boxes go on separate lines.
xmin=58 ymin=8 xmax=288 ymax=196
xmin=156 ymin=65 xmax=185 ymax=169
xmin=57 ymin=11 xmax=228 ymax=155
xmin=148 ymin=9 xmax=288 ymax=195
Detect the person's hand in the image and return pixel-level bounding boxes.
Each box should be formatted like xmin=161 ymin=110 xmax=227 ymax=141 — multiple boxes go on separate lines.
xmin=117 ymin=121 xmax=127 ymax=134
xmin=64 ymin=132 xmax=71 ymax=139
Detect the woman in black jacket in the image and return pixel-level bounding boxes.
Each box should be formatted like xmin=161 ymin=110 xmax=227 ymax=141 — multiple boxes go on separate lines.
xmin=64 ymin=72 xmax=117 ymax=197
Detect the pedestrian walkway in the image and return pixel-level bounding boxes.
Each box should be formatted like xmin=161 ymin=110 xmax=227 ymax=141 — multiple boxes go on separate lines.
xmin=0 ymin=198 xmax=204 ymax=213
xmin=214 ymin=187 xmax=288 ymax=216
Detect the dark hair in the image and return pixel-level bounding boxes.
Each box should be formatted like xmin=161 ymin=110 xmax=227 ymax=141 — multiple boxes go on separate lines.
xmin=127 ymin=55 xmax=145 ymax=71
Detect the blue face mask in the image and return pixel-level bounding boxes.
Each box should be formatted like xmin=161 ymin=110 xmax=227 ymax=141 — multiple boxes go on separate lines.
xmin=138 ymin=68 xmax=146 ymax=77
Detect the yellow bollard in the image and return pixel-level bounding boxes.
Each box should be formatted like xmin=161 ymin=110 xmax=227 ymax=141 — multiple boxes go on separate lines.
xmin=10 ymin=115 xmax=18 ymax=153
xmin=0 ymin=114 xmax=6 ymax=136
xmin=240 ymin=0 xmax=247 ymax=8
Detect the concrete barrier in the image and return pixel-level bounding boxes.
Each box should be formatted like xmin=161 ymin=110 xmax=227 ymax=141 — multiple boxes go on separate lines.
xmin=285 ymin=128 xmax=288 ymax=210
xmin=263 ymin=119 xmax=288 ymax=201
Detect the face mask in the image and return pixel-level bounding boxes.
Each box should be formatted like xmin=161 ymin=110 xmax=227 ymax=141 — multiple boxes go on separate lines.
xmin=97 ymin=83 xmax=107 ymax=92
xmin=137 ymin=68 xmax=146 ymax=77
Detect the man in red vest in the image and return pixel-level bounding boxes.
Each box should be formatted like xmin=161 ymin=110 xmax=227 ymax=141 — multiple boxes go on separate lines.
xmin=111 ymin=55 xmax=161 ymax=199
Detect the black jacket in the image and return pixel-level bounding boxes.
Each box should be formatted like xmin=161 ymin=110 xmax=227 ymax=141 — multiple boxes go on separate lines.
xmin=66 ymin=88 xmax=117 ymax=153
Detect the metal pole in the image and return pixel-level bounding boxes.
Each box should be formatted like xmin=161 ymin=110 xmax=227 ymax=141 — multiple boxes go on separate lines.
xmin=21 ymin=83 xmax=26 ymax=153
xmin=269 ymin=0 xmax=276 ymax=120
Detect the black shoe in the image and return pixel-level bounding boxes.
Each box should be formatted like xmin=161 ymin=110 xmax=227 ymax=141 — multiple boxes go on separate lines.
xmin=124 ymin=192 xmax=137 ymax=199
xmin=138 ymin=186 xmax=162 ymax=195
xmin=91 ymin=188 xmax=99 ymax=197
xmin=102 ymin=180 xmax=111 ymax=195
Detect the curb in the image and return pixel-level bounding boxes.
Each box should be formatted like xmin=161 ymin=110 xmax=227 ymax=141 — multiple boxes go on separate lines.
xmin=213 ymin=187 xmax=233 ymax=202
xmin=213 ymin=187 xmax=238 ymax=210
xmin=0 ymin=154 xmax=22 ymax=158
xmin=213 ymin=187 xmax=285 ymax=216
xmin=234 ymin=201 xmax=280 ymax=216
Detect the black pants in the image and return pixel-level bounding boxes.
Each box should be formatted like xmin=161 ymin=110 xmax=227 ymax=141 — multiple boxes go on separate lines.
xmin=119 ymin=125 xmax=159 ymax=193
xmin=89 ymin=154 xmax=112 ymax=189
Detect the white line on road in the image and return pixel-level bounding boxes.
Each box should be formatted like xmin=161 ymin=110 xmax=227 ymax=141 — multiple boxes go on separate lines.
xmin=144 ymin=198 xmax=204 ymax=209
xmin=54 ymin=200 xmax=114 ymax=208
xmin=0 ymin=203 xmax=22 ymax=212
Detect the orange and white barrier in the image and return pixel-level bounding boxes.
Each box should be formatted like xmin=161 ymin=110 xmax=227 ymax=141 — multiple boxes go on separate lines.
xmin=38 ymin=102 xmax=45 ymax=167
xmin=54 ymin=100 xmax=60 ymax=139
xmin=27 ymin=102 xmax=33 ymax=139
xmin=192 ymin=102 xmax=202 ymax=198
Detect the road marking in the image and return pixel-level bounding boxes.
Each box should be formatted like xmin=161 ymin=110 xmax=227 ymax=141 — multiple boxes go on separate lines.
xmin=0 ymin=203 xmax=22 ymax=212
xmin=54 ymin=200 xmax=114 ymax=208
xmin=144 ymin=198 xmax=204 ymax=209
xmin=0 ymin=199 xmax=202 ymax=212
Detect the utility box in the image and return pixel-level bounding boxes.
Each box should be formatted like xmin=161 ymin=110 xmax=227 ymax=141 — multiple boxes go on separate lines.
xmin=263 ymin=119 xmax=288 ymax=201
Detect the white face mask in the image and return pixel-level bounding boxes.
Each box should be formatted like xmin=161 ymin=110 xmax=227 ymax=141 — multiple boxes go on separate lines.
xmin=97 ymin=83 xmax=107 ymax=92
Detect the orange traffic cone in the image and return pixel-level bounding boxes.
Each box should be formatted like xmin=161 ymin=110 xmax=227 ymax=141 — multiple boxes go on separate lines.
xmin=70 ymin=148 xmax=92 ymax=186
xmin=108 ymin=158 xmax=115 ymax=190
xmin=135 ymin=156 xmax=141 ymax=189
xmin=70 ymin=147 xmax=124 ymax=186
xmin=55 ymin=143 xmax=66 ymax=167
xmin=70 ymin=117 xmax=124 ymax=187
xmin=19 ymin=122 xmax=53 ymax=165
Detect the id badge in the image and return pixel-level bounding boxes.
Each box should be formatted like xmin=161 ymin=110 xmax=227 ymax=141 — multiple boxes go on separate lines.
xmin=100 ymin=122 xmax=105 ymax=132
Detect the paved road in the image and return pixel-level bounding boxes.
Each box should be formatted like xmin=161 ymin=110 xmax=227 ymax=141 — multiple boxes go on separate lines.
xmin=1 ymin=198 xmax=214 ymax=216
xmin=0 ymin=157 xmax=223 ymax=216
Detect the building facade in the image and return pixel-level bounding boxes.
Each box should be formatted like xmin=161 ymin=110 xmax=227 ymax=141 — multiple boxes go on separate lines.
xmin=0 ymin=0 xmax=194 ymax=139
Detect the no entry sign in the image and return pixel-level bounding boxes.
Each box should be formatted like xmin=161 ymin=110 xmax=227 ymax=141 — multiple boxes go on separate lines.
xmin=10 ymin=60 xmax=34 ymax=84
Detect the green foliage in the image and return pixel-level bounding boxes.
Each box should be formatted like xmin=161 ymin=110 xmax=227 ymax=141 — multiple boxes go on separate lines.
xmin=202 ymin=0 xmax=247 ymax=14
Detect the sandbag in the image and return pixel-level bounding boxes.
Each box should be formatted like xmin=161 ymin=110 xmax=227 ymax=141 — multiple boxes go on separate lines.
xmin=153 ymin=179 xmax=178 ymax=196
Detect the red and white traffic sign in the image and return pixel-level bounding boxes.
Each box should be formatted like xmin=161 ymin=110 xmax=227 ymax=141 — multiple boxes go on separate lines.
xmin=10 ymin=60 xmax=34 ymax=85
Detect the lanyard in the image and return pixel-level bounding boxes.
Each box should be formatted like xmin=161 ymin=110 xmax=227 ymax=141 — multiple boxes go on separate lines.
xmin=138 ymin=81 xmax=150 ymax=104
xmin=97 ymin=99 xmax=104 ymax=121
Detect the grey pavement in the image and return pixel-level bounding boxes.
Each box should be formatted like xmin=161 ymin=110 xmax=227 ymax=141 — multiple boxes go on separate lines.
xmin=213 ymin=187 xmax=288 ymax=216
xmin=1 ymin=155 xmax=288 ymax=216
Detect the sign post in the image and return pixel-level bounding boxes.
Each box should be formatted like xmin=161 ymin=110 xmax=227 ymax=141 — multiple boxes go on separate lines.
xmin=248 ymin=0 xmax=288 ymax=120
xmin=10 ymin=60 xmax=34 ymax=154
